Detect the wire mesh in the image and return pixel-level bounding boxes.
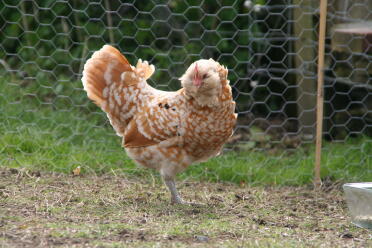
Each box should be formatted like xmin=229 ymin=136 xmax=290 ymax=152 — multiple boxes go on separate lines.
xmin=0 ymin=0 xmax=371 ymax=185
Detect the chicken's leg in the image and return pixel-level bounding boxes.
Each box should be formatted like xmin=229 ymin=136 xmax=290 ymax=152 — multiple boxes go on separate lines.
xmin=164 ymin=178 xmax=184 ymax=204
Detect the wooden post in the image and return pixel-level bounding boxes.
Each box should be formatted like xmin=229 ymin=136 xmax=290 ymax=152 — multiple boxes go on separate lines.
xmin=293 ymin=0 xmax=317 ymax=138
xmin=314 ymin=0 xmax=328 ymax=189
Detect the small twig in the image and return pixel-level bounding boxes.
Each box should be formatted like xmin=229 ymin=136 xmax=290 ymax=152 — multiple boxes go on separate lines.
xmin=149 ymin=172 xmax=156 ymax=188
xmin=110 ymin=168 xmax=117 ymax=177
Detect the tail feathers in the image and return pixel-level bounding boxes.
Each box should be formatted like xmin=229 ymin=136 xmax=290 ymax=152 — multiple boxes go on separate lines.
xmin=82 ymin=45 xmax=157 ymax=137
xmin=136 ymin=59 xmax=155 ymax=80
xmin=82 ymin=45 xmax=133 ymax=107
xmin=82 ymin=45 xmax=143 ymax=137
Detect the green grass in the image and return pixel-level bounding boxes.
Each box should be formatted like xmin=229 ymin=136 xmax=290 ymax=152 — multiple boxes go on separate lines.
xmin=0 ymin=76 xmax=371 ymax=185
xmin=195 ymin=139 xmax=372 ymax=185
xmin=1 ymin=170 xmax=371 ymax=247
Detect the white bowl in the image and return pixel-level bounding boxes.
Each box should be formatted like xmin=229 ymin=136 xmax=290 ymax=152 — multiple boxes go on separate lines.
xmin=343 ymin=183 xmax=372 ymax=229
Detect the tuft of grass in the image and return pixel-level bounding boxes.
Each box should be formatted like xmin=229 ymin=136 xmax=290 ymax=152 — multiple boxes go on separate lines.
xmin=0 ymin=77 xmax=371 ymax=185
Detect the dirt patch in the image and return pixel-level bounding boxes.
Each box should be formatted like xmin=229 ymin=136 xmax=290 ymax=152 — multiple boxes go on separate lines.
xmin=0 ymin=168 xmax=370 ymax=247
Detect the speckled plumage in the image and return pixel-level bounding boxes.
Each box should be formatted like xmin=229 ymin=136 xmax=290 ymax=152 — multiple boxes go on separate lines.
xmin=82 ymin=45 xmax=237 ymax=204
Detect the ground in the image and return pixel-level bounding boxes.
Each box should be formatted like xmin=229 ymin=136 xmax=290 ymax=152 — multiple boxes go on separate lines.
xmin=0 ymin=168 xmax=370 ymax=248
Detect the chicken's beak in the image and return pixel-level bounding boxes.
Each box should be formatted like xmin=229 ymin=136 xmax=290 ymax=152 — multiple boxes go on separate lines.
xmin=193 ymin=63 xmax=202 ymax=88
xmin=193 ymin=76 xmax=202 ymax=87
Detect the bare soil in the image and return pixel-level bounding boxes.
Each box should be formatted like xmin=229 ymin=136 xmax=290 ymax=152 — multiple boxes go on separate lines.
xmin=0 ymin=168 xmax=370 ymax=247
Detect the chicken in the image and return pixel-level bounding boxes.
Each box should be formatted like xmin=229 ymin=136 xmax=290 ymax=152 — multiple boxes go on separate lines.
xmin=82 ymin=45 xmax=237 ymax=204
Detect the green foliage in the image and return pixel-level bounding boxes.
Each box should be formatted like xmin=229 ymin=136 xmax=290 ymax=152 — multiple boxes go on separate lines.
xmin=0 ymin=0 xmax=258 ymax=90
xmin=1 ymin=0 xmax=297 ymax=114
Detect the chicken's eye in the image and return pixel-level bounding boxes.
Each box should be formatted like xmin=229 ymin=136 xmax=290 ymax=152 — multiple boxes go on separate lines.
xmin=202 ymin=74 xmax=209 ymax=79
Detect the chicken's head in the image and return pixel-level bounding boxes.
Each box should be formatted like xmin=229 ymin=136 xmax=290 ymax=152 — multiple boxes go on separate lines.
xmin=180 ymin=59 xmax=228 ymax=107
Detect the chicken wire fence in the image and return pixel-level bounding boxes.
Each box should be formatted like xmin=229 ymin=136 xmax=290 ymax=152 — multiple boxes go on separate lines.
xmin=0 ymin=0 xmax=371 ymax=185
